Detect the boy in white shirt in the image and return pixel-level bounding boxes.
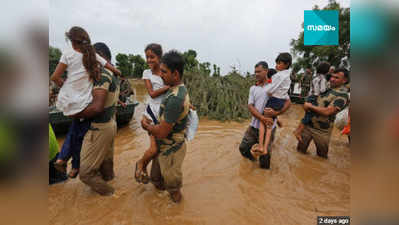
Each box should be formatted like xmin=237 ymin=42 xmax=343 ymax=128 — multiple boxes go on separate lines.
xmin=310 ymin=62 xmax=329 ymax=96
xmin=253 ymin=53 xmax=292 ymax=169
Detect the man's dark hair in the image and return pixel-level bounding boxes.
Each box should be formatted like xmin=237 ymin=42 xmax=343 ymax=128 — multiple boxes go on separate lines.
xmin=275 ymin=52 xmax=292 ymax=68
xmin=161 ymin=50 xmax=185 ymax=78
xmin=267 ymin=68 xmax=277 ymax=78
xmin=334 ymin=68 xmax=350 ymax=83
xmin=93 ymin=42 xmax=111 ymax=61
xmin=255 ymin=61 xmax=268 ymax=70
xmin=145 ymin=43 xmax=163 ymax=58
xmin=316 ymin=61 xmax=331 ymax=74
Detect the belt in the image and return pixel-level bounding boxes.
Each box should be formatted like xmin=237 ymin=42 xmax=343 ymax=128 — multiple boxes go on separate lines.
xmin=161 ymin=141 xmax=184 ymax=156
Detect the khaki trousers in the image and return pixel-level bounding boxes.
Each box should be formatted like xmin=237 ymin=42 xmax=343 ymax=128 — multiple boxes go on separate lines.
xmin=150 ymin=142 xmax=187 ymax=194
xmin=79 ymin=120 xmax=116 ymax=195
xmin=297 ymin=125 xmax=331 ymax=158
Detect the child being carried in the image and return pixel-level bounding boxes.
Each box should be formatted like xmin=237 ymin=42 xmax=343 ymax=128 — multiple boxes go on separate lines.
xmin=252 ymin=53 xmax=292 ymax=169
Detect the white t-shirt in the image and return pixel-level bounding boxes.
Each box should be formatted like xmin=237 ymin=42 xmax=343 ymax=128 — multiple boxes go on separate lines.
xmin=267 ymin=69 xmax=292 ymax=99
xmin=310 ymin=73 xmax=327 ymax=96
xmin=56 ymin=49 xmax=107 ymax=116
xmin=248 ymin=83 xmax=281 ymax=129
xmin=248 ymin=83 xmax=269 ymax=129
xmin=142 ymin=69 xmax=166 ymax=120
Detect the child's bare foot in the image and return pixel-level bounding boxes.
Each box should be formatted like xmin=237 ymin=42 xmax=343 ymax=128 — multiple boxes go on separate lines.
xmin=251 ymin=144 xmax=265 ymax=159
xmin=252 ymin=144 xmax=263 ymax=153
xmin=293 ymin=130 xmax=303 ymax=143
xmin=254 ymin=145 xmax=264 ymax=154
xmin=262 ymin=147 xmax=268 ymax=155
xmin=250 ymin=148 xmax=257 ymax=159
xmin=250 ymin=144 xmax=259 ymax=158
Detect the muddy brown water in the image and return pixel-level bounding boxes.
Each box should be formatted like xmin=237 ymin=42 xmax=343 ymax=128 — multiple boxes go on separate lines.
xmin=49 ymin=79 xmax=350 ymax=225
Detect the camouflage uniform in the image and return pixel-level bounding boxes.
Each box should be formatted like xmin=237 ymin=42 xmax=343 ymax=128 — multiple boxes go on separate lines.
xmin=297 ymin=86 xmax=349 ymax=158
xmin=289 ymin=72 xmax=299 ymax=95
xmin=119 ymin=78 xmax=133 ymax=103
xmin=150 ymin=84 xmax=190 ymax=194
xmin=79 ymin=68 xmax=120 ymax=195
xmin=301 ymin=72 xmax=312 ymax=97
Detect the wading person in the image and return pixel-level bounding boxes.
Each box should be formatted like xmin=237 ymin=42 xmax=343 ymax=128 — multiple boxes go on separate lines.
xmin=135 ymin=43 xmax=170 ymax=183
xmin=238 ymin=60 xmax=291 ymax=169
xmin=118 ymin=73 xmax=134 ymax=106
xmin=141 ymin=50 xmax=190 ymax=203
xmin=300 ymin=67 xmax=313 ymax=97
xmin=293 ymin=61 xmax=330 ymax=142
xmin=74 ymin=42 xmax=120 ymax=196
xmin=255 ymin=53 xmax=292 ymax=169
xmin=50 ymin=26 xmax=120 ymax=178
xmin=296 ymin=68 xmax=350 ymax=158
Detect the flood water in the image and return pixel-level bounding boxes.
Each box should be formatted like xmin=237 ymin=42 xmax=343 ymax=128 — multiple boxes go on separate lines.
xmin=49 ymin=79 xmax=350 ymax=225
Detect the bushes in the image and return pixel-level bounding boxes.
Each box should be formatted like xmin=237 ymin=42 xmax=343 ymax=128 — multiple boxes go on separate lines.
xmin=184 ymin=69 xmax=254 ymax=121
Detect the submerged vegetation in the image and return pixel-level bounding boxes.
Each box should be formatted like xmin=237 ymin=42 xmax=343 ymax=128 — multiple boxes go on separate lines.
xmin=184 ymin=68 xmax=254 ymax=121
xmin=180 ymin=49 xmax=254 ymax=121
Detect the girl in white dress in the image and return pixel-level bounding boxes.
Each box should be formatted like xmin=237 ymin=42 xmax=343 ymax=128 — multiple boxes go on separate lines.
xmin=50 ymin=26 xmax=120 ymax=177
xmin=51 ymin=26 xmax=121 ymax=116
xmin=135 ymin=43 xmax=170 ymax=183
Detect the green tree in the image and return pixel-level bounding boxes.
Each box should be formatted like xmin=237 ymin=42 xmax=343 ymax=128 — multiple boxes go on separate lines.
xmin=199 ymin=62 xmax=211 ymax=76
xmin=129 ymin=54 xmax=148 ymax=78
xmin=182 ymin=49 xmax=199 ymax=71
xmin=115 ymin=53 xmax=132 ymax=76
xmin=212 ymin=64 xmax=221 ymax=77
xmin=49 ymin=46 xmax=62 ymax=75
xmin=290 ymin=0 xmax=350 ymax=69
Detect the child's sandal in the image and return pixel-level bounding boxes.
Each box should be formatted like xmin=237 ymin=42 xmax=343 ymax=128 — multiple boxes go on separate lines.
xmin=141 ymin=172 xmax=150 ymax=184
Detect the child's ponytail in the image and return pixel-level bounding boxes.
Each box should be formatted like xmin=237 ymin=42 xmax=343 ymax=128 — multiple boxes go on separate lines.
xmin=65 ymin=26 xmax=100 ymax=81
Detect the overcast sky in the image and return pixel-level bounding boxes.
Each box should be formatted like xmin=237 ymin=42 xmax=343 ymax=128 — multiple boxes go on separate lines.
xmin=49 ymin=0 xmax=349 ymax=75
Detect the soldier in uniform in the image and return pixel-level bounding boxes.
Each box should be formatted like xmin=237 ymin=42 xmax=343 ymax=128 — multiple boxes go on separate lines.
xmin=300 ymin=68 xmax=313 ymax=97
xmin=141 ymin=50 xmax=190 ymax=203
xmin=119 ymin=76 xmax=134 ymax=104
xmin=289 ymin=70 xmax=299 ymax=95
xmin=74 ymin=42 xmax=120 ymax=195
xmin=296 ymin=68 xmax=350 ymax=158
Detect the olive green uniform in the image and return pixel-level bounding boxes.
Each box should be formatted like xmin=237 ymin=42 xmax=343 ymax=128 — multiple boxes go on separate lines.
xmin=297 ymin=86 xmax=349 ymax=158
xmin=150 ymin=84 xmax=190 ymax=194
xmin=119 ymin=78 xmax=133 ymax=103
xmin=79 ymin=69 xmax=120 ymax=195
xmin=301 ymin=72 xmax=312 ymax=97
